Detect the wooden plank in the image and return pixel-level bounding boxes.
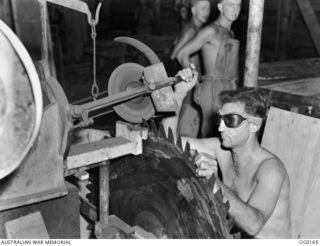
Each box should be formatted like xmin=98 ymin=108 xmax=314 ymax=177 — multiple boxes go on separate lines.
xmin=5 ymin=212 xmax=49 ymax=239
xmin=296 ymin=0 xmax=320 ymax=54
xmin=66 ymin=137 xmax=140 ymax=169
xmin=262 ymin=107 xmax=320 ymax=238
xmin=261 ymin=77 xmax=320 ymax=96
xmin=258 ymin=58 xmax=320 ymax=83
xmin=0 ymin=182 xmax=80 ymax=239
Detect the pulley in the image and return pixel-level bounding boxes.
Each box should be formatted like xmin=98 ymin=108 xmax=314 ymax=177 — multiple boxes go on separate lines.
xmin=0 ymin=20 xmax=43 ymax=179
xmin=108 ymin=63 xmax=155 ymax=123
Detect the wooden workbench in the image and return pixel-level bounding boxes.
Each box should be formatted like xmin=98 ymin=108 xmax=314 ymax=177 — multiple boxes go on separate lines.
xmin=258 ymin=58 xmax=320 ymax=117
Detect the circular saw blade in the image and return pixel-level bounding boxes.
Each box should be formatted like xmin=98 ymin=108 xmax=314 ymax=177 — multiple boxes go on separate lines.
xmin=108 ymin=63 xmax=155 ymax=123
xmin=87 ymin=121 xmax=236 ymax=239
xmin=0 ymin=20 xmax=43 ymax=179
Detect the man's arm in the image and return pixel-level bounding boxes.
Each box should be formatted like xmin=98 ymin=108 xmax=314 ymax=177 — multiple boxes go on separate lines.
xmin=161 ymin=66 xmax=221 ymax=156
xmin=176 ymin=27 xmax=214 ymax=67
xmin=217 ymin=158 xmax=286 ymax=236
xmin=161 ymin=65 xmax=199 ymax=140
xmin=171 ymin=28 xmax=196 ymax=60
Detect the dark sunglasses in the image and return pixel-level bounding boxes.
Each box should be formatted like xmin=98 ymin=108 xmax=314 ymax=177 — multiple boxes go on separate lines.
xmin=217 ymin=112 xmax=248 ymax=128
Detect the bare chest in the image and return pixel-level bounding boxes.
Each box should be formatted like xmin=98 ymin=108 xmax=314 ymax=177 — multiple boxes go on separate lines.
xmin=224 ymin=172 xmax=257 ymax=202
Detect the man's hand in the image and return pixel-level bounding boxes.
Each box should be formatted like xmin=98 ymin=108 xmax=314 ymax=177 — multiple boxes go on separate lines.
xmin=194 ymin=152 xmax=218 ymax=180
xmin=174 ymin=64 xmax=198 ymax=99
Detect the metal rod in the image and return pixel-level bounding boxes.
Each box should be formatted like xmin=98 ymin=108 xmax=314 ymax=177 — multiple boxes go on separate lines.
xmin=70 ymin=77 xmax=178 ymax=118
xmin=99 ymin=161 xmax=109 ymax=224
xmin=244 ymin=0 xmax=265 ymax=87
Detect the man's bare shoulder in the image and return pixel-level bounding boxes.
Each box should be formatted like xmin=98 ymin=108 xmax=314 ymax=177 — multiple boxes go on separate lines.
xmin=180 ymin=25 xmax=197 ymax=39
xmin=256 ymin=150 xmax=288 ymax=183
xmin=195 ymin=25 xmax=216 ymax=38
xmin=194 ymin=25 xmax=223 ymax=46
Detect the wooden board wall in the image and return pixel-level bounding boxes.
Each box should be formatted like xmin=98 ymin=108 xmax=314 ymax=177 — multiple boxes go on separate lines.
xmin=262 ymin=107 xmax=320 ymax=238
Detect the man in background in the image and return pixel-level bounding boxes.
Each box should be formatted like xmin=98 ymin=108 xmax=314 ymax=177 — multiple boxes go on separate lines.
xmin=171 ymin=0 xmax=211 ymax=138
xmin=177 ymin=0 xmax=241 ymax=137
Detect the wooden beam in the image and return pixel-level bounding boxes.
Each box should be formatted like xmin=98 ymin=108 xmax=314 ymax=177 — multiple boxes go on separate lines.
xmin=274 ymin=0 xmax=283 ymax=57
xmin=244 ymin=0 xmax=265 ymax=87
xmin=296 ymin=0 xmax=320 ymax=54
xmin=279 ymin=0 xmax=292 ymax=60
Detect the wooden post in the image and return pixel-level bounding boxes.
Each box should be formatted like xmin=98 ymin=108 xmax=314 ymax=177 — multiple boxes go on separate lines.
xmin=244 ymin=0 xmax=265 ymax=87
xmin=99 ymin=161 xmax=110 ymax=225
xmin=274 ymin=0 xmax=283 ymax=57
xmin=287 ymin=2 xmax=298 ymax=51
xmin=279 ymin=0 xmax=292 ymax=60
xmin=296 ymin=0 xmax=320 ymax=55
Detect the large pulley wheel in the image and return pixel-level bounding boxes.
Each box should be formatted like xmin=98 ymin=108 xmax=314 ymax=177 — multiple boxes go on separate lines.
xmin=108 ymin=63 xmax=155 ymax=123
xmin=0 ymin=20 xmax=42 ymax=179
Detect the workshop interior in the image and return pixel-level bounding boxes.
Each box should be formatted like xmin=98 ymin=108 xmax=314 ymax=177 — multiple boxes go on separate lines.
xmin=1 ymin=0 xmax=320 ymax=239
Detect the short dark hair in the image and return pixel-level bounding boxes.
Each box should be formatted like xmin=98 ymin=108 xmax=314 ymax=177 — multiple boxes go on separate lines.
xmin=219 ymin=87 xmax=271 ymax=119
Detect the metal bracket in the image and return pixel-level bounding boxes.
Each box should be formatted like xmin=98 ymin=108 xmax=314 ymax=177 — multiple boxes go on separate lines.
xmin=45 ymin=0 xmax=102 ymax=26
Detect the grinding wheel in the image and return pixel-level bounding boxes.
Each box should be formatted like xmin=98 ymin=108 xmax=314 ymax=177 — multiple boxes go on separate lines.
xmin=0 ymin=20 xmax=42 ymax=179
xmin=108 ymin=63 xmax=155 ymax=123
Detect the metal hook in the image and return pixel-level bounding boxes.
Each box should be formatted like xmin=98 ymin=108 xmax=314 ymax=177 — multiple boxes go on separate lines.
xmin=87 ymin=2 xmax=102 ymax=26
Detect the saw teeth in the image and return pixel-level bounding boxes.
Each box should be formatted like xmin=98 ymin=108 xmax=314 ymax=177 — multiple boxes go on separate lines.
xmin=183 ymin=141 xmax=191 ymax=159
xmin=150 ymin=120 xmax=158 ymax=137
xmin=207 ymin=175 xmax=216 ymax=191
xmin=142 ymin=118 xmax=150 ymax=130
xmin=223 ymin=201 xmax=230 ymax=212
xmin=167 ymin=127 xmax=175 ymax=145
xmin=158 ymin=123 xmax=167 ymax=139
xmin=214 ymin=188 xmax=223 ymax=202
xmin=220 ymin=202 xmax=228 ymax=218
xmin=176 ymin=135 xmax=183 ymax=151
xmin=226 ymin=219 xmax=234 ymax=231
xmin=85 ymin=193 xmax=94 ymax=202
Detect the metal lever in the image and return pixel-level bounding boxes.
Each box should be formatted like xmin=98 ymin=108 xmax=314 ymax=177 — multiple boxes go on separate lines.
xmin=70 ymin=75 xmax=184 ymax=121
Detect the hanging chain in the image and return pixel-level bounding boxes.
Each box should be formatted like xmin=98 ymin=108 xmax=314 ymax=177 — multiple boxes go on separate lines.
xmin=90 ymin=24 xmax=99 ymax=100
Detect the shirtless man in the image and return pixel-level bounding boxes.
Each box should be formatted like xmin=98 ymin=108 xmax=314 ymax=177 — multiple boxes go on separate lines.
xmin=171 ymin=0 xmax=210 ymax=137
xmin=177 ymin=0 xmax=241 ymax=137
xmin=171 ymin=0 xmax=210 ymax=72
xmin=163 ymin=66 xmax=291 ymax=238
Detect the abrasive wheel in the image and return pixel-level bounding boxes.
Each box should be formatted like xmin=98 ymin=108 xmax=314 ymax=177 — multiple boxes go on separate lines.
xmin=88 ymin=121 xmax=237 ymax=238
xmin=108 ymin=63 xmax=155 ymax=123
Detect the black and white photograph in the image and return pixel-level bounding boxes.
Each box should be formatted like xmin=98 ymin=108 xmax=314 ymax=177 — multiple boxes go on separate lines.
xmin=0 ymin=0 xmax=320 ymax=242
